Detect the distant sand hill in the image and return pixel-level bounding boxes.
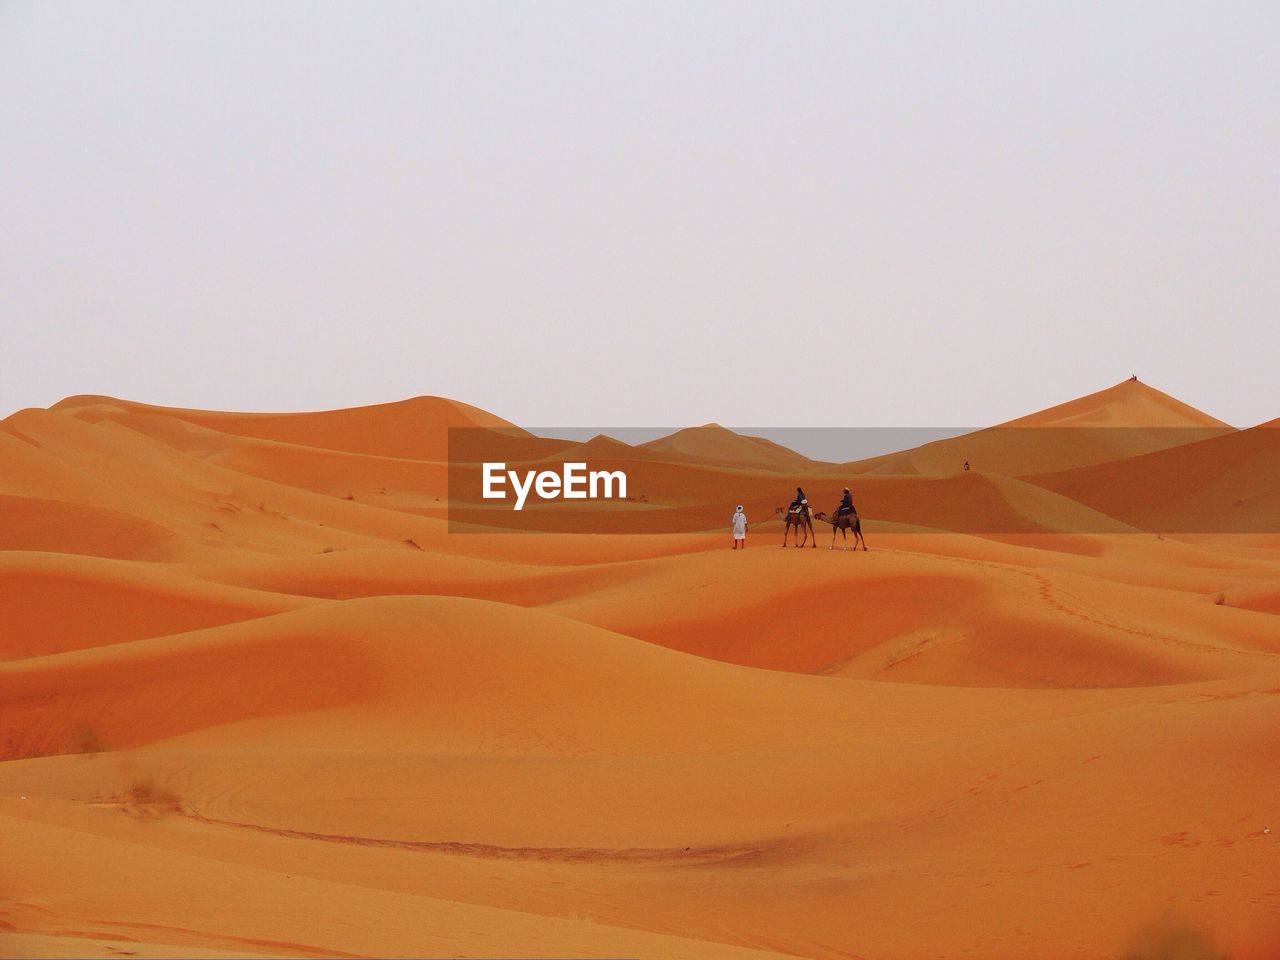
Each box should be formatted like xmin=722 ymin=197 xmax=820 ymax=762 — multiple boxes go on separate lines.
xmin=850 ymin=379 xmax=1237 ymax=477
xmin=2 ymin=381 xmax=1279 ymax=959
xmin=642 ymin=422 xmax=812 ymax=469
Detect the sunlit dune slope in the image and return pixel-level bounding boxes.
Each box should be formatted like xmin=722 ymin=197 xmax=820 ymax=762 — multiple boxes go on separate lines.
xmin=0 ymin=405 xmax=459 ymax=558
xmin=1003 ymin=379 xmax=1231 ymax=429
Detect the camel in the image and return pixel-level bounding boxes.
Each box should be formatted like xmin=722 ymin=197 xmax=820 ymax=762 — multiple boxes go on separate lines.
xmin=775 ymin=505 xmax=817 ymax=548
xmin=813 ymin=510 xmax=867 ymax=551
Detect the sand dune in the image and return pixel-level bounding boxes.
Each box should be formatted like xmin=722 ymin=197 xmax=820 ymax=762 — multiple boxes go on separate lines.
xmin=54 ymin=394 xmax=521 ymax=461
xmin=1025 ymin=418 xmax=1280 ymax=533
xmin=0 ymin=552 xmax=308 ymax=660
xmin=1003 ymin=379 xmax=1231 ymax=429
xmin=3 ymin=384 xmax=1279 ymax=959
xmin=850 ymin=380 xmax=1236 ymax=477
xmin=642 ymin=423 xmax=815 ymax=469
xmin=0 ymin=493 xmax=188 ymax=560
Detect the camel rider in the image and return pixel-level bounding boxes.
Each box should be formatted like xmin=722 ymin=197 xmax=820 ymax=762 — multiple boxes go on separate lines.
xmin=789 ymin=487 xmax=809 ymax=516
xmin=835 ymin=487 xmax=855 ymax=519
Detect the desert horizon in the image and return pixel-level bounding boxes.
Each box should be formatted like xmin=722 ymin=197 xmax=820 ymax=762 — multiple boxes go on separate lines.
xmin=3 ymin=377 xmax=1279 ymax=958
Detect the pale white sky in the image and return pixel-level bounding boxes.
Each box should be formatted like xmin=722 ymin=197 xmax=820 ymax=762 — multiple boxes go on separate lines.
xmin=2 ymin=1 xmax=1276 ymax=428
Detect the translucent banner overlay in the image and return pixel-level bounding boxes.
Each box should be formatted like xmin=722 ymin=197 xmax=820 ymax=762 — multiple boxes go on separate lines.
xmin=446 ymin=426 xmax=1278 ymax=534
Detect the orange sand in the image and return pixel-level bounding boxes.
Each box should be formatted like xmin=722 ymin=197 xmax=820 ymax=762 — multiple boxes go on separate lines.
xmin=2 ymin=381 xmax=1278 ymax=959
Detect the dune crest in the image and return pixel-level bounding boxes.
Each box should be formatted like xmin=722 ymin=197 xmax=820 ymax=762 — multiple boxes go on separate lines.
xmin=642 ymin=422 xmax=814 ymax=468
xmin=1002 ymin=378 xmax=1231 ymax=429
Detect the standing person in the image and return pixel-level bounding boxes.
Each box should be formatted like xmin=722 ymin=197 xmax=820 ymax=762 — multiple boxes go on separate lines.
xmin=731 ymin=504 xmax=748 ymax=549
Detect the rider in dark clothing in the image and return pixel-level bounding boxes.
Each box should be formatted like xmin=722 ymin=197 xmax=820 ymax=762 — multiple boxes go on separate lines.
xmin=835 ymin=487 xmax=854 ymax=519
xmin=789 ymin=487 xmax=808 ymax=514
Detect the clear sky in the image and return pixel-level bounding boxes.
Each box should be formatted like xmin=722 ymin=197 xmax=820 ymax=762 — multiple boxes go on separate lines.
xmin=2 ymin=1 xmax=1276 ymax=429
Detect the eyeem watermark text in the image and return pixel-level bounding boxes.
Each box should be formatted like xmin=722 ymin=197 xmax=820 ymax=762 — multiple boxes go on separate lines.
xmin=482 ymin=462 xmax=628 ymax=511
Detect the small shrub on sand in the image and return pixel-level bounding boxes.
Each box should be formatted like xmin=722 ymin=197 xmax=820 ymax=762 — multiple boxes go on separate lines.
xmin=1213 ymin=592 xmax=1226 ymax=606
xmin=122 ymin=778 xmax=183 ymax=819
xmin=1124 ymin=918 xmax=1223 ymax=960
